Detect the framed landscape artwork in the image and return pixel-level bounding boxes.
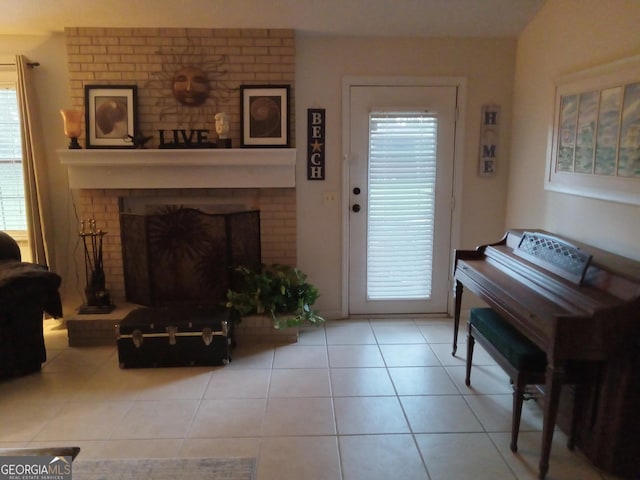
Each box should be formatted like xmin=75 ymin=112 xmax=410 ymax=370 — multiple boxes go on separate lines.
xmin=546 ymin=55 xmax=640 ymax=205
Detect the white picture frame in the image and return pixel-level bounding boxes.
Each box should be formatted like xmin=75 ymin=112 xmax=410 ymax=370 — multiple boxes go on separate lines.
xmin=545 ymin=55 xmax=640 ymax=205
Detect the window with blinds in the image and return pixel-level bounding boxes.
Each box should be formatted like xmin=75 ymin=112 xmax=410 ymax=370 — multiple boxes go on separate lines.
xmin=367 ymin=111 xmax=437 ymax=300
xmin=0 ymin=85 xmax=26 ymax=231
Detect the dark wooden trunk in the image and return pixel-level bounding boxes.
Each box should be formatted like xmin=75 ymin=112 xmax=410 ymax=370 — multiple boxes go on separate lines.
xmin=116 ymin=306 xmax=234 ymax=368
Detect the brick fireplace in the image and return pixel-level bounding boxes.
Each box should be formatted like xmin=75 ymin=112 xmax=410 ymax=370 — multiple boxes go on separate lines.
xmin=60 ymin=26 xmax=298 ymax=345
xmin=60 ymin=148 xmax=297 ymax=345
xmin=61 ymin=148 xmax=297 ymax=304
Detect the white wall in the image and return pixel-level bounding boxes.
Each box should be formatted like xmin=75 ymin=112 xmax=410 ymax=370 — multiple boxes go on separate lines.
xmin=508 ymin=0 xmax=640 ymax=260
xmin=5 ymin=2 xmax=638 ymax=323
xmin=1 ymin=33 xmax=517 ymax=319
xmin=295 ymin=36 xmax=517 ymax=317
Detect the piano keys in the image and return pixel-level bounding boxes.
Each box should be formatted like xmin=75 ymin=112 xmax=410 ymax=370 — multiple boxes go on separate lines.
xmin=452 ymin=230 xmax=640 ymax=479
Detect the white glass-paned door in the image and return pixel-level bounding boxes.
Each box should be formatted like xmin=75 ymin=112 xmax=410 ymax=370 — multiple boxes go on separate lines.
xmin=367 ymin=112 xmax=437 ymax=300
xmin=348 ymin=84 xmax=456 ymax=315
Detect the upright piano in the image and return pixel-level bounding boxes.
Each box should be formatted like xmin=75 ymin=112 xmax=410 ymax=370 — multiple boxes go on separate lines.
xmin=452 ymin=230 xmax=640 ymax=479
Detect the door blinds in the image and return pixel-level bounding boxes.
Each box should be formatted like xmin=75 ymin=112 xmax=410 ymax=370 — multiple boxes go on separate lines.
xmin=367 ymin=112 xmax=437 ymax=300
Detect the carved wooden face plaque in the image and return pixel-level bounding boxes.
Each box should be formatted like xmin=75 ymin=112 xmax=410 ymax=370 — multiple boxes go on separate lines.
xmin=171 ymin=66 xmax=210 ymax=106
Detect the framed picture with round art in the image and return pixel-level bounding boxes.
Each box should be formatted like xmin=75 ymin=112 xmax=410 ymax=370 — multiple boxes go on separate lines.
xmin=240 ymin=85 xmax=290 ymax=148
xmin=84 ymin=85 xmax=138 ymax=148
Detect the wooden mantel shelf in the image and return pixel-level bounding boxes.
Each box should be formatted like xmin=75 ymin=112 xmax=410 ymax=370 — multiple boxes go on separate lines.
xmin=58 ymin=148 xmax=297 ymax=189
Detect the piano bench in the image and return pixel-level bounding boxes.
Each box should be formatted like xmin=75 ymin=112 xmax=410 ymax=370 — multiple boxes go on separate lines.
xmin=465 ymin=307 xmax=548 ymax=453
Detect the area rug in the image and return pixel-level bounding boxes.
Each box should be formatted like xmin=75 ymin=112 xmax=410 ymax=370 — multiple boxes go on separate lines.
xmin=72 ymin=457 xmax=256 ymax=480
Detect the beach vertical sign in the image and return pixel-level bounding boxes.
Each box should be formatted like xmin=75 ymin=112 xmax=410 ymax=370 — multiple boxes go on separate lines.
xmin=308 ymin=108 xmax=325 ymax=180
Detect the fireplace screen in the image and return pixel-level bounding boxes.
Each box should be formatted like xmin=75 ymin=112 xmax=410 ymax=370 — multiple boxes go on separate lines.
xmin=121 ymin=208 xmax=261 ymax=307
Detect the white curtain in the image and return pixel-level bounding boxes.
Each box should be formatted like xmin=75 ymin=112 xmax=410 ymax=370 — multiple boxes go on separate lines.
xmin=15 ymin=54 xmax=53 ymax=268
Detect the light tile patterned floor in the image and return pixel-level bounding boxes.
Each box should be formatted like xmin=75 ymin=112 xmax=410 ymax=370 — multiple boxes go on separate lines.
xmin=0 ymin=318 xmax=626 ymax=480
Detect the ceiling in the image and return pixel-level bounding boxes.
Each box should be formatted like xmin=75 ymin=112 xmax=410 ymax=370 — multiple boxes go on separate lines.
xmin=3 ymin=0 xmax=545 ymax=37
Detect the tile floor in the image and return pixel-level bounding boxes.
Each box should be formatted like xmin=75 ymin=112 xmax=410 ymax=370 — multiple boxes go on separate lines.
xmin=0 ymin=317 xmax=626 ymax=480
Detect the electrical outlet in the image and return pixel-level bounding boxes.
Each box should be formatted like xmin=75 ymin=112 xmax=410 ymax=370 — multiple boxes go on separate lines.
xmin=323 ymin=191 xmax=337 ymax=206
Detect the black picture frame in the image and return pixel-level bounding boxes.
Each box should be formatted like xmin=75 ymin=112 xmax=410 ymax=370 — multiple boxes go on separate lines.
xmin=240 ymin=85 xmax=290 ymax=148
xmin=84 ymin=85 xmax=137 ymax=148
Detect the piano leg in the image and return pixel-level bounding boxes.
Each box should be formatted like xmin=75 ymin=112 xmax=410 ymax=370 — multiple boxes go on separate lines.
xmin=465 ymin=331 xmax=474 ymax=386
xmin=452 ymin=280 xmax=463 ymax=355
xmin=539 ymin=364 xmax=564 ymax=479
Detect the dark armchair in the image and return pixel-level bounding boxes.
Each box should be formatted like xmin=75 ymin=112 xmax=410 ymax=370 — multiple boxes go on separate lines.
xmin=0 ymin=231 xmax=63 ymax=378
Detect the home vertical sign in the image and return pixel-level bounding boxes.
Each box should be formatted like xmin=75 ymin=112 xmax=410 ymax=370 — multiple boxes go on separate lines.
xmin=307 ymin=108 xmax=325 ymax=180
xmin=479 ymin=105 xmax=500 ymax=177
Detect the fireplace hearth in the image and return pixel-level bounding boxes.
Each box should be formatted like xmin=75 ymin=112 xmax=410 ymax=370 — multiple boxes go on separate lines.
xmin=59 ymin=149 xmax=297 ymax=347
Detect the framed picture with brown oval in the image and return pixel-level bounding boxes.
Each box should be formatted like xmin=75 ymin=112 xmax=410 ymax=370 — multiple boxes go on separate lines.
xmin=85 ymin=85 xmax=137 ymax=148
xmin=241 ymin=85 xmax=290 ymax=147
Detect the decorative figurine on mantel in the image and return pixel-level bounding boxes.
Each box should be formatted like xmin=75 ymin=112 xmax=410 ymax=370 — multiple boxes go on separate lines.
xmin=78 ymin=219 xmax=114 ymax=314
xmin=215 ymin=112 xmax=232 ymax=148
xmin=124 ymin=132 xmax=153 ymax=148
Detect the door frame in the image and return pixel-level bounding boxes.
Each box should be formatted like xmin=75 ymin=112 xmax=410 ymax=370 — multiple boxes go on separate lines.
xmin=340 ymin=76 xmax=467 ymax=318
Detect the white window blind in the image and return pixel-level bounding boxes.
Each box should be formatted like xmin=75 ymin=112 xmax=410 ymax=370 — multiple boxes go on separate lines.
xmin=367 ymin=112 xmax=437 ymax=300
xmin=0 ymin=85 xmax=26 ymax=231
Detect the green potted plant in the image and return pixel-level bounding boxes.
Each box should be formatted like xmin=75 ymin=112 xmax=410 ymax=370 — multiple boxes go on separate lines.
xmin=225 ymin=264 xmax=325 ymax=329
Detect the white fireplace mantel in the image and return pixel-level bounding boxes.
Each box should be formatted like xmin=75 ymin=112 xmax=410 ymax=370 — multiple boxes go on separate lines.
xmin=58 ymin=148 xmax=297 ymax=189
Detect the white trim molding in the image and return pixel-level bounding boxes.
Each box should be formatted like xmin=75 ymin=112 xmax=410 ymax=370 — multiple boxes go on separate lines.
xmin=58 ymin=148 xmax=297 ymax=189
